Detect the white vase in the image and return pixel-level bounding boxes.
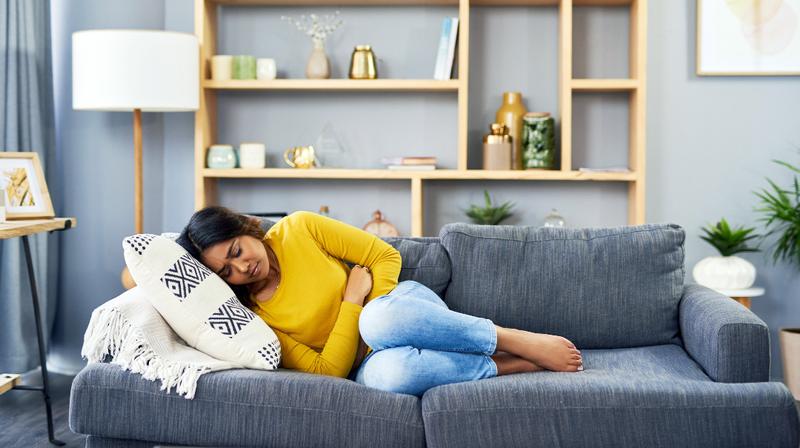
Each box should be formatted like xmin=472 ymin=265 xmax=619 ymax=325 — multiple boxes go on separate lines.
xmin=306 ymin=41 xmax=330 ymax=79
xmin=692 ymin=255 xmax=756 ymax=290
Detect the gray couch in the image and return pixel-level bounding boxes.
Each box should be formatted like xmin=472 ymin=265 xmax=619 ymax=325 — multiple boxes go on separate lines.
xmin=69 ymin=222 xmax=800 ymax=447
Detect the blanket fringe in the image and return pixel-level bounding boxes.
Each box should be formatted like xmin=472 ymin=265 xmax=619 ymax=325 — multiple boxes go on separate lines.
xmin=81 ymin=306 xmax=212 ymax=399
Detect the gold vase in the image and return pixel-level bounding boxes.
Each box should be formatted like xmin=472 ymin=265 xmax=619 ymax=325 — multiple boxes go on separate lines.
xmin=495 ymin=92 xmax=528 ymax=170
xmin=349 ymin=45 xmax=377 ymax=79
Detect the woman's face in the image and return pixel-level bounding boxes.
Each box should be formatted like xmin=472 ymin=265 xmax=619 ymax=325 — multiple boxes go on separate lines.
xmin=200 ymin=234 xmax=270 ymax=286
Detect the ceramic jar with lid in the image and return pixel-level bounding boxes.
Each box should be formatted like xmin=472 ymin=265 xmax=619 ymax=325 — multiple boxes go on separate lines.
xmin=483 ymin=123 xmax=512 ymax=170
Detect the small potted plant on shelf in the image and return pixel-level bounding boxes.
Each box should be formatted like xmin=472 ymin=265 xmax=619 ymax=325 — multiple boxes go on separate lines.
xmin=754 ymin=158 xmax=800 ymax=400
xmin=692 ymin=218 xmax=761 ymax=290
xmin=464 ymin=190 xmax=514 ymax=225
xmin=282 ymin=11 xmax=344 ymax=79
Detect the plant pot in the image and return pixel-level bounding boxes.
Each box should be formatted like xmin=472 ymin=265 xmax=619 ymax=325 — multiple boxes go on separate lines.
xmin=780 ymin=328 xmax=800 ymax=400
xmin=692 ymin=255 xmax=756 ymax=290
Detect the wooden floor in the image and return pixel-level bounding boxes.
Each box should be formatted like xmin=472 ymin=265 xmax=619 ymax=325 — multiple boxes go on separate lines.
xmin=0 ymin=369 xmax=86 ymax=448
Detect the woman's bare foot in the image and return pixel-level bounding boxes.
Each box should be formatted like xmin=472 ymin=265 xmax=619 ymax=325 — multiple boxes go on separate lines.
xmin=491 ymin=351 xmax=544 ymax=376
xmin=496 ymin=327 xmax=583 ymax=372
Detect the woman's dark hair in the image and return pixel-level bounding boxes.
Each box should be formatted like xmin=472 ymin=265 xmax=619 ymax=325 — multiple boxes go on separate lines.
xmin=176 ymin=206 xmax=265 ymax=308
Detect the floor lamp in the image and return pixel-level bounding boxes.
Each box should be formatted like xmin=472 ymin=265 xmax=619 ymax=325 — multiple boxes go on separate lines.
xmin=72 ymin=30 xmax=199 ymax=287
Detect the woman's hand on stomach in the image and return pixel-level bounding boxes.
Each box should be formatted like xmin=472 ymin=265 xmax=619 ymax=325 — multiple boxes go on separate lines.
xmin=343 ymin=265 xmax=372 ymax=307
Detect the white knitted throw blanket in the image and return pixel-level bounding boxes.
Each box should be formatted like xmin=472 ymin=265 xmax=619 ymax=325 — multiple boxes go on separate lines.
xmin=81 ymin=287 xmax=239 ymax=399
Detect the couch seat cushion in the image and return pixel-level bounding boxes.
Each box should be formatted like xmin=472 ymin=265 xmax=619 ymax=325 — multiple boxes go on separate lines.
xmin=421 ymin=345 xmax=799 ymax=448
xmin=70 ymin=363 xmax=425 ymax=448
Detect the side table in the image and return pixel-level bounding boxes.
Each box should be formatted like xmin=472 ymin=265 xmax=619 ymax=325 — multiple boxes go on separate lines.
xmin=0 ymin=217 xmax=76 ymax=446
xmin=712 ymin=286 xmax=765 ymax=310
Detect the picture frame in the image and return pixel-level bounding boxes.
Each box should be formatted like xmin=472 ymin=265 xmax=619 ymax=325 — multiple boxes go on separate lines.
xmin=0 ymin=152 xmax=55 ymax=220
xmin=697 ymin=0 xmax=800 ymax=76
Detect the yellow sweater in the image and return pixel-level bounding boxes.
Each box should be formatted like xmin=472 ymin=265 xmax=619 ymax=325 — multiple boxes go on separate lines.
xmin=251 ymin=211 xmax=401 ymax=378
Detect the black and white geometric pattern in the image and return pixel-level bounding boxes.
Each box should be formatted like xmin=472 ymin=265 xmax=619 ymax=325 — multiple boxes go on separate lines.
xmin=125 ymin=234 xmax=156 ymax=255
xmin=207 ymin=297 xmax=255 ymax=337
xmin=160 ymin=254 xmax=211 ymax=300
xmin=258 ymin=340 xmax=281 ymax=368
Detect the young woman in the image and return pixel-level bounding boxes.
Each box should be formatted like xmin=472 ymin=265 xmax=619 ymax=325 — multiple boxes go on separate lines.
xmin=177 ymin=206 xmax=582 ymax=397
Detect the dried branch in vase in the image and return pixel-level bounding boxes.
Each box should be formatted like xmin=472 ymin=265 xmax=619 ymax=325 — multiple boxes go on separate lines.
xmin=281 ymin=11 xmax=344 ymax=47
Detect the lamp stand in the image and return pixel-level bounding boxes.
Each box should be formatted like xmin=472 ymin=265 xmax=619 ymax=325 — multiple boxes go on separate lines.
xmin=121 ymin=108 xmax=144 ymax=290
xmin=134 ymin=108 xmax=143 ymax=234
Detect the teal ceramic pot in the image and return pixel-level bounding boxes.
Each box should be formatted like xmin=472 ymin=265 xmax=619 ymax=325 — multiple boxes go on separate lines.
xmin=207 ymin=144 xmax=237 ymax=169
xmin=232 ymin=55 xmax=256 ymax=80
xmin=522 ymin=112 xmax=555 ymax=169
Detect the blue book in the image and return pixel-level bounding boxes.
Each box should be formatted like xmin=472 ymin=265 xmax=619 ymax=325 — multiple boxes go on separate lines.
xmin=443 ymin=18 xmax=459 ymax=80
xmin=433 ymin=18 xmax=452 ymax=80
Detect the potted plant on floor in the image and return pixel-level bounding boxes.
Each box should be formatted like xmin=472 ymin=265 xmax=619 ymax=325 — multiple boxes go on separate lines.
xmin=754 ymin=159 xmax=800 ymax=399
xmin=692 ymin=218 xmax=761 ymax=289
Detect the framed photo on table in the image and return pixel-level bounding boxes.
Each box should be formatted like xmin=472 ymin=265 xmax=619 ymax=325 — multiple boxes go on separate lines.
xmin=0 ymin=152 xmax=55 ymax=219
xmin=697 ymin=0 xmax=800 ymax=76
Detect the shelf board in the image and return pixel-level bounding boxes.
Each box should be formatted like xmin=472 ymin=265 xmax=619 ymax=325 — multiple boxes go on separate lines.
xmin=476 ymin=0 xmax=630 ymax=5
xmin=214 ymin=0 xmax=458 ymax=5
xmin=0 ymin=373 xmax=20 ymax=395
xmin=213 ymin=0 xmax=631 ymax=5
xmin=204 ymin=79 xmax=461 ymax=92
xmin=571 ymin=79 xmax=639 ymax=91
xmin=203 ymin=168 xmax=636 ymax=181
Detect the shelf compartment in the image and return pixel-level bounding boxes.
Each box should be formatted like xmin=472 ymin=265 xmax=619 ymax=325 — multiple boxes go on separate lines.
xmin=204 ymin=79 xmax=462 ymax=92
xmin=571 ymin=79 xmax=638 ymax=91
xmin=203 ymin=168 xmax=636 ymax=181
xmin=572 ymin=4 xmax=631 ymax=79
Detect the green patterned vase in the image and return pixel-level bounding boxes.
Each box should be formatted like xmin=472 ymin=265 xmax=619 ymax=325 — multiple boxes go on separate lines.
xmin=522 ymin=112 xmax=555 ymax=169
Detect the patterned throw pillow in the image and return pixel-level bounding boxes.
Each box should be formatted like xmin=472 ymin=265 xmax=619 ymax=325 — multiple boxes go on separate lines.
xmin=123 ymin=234 xmax=280 ymax=370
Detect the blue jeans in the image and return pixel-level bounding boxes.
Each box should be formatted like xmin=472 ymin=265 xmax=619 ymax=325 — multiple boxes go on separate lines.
xmin=350 ymin=280 xmax=498 ymax=396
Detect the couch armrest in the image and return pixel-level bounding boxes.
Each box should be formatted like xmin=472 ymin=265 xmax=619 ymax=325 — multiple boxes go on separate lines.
xmin=679 ymin=283 xmax=770 ymax=383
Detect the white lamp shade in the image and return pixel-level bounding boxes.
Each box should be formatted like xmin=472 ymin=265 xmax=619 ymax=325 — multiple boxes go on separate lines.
xmin=73 ymin=30 xmax=199 ymax=112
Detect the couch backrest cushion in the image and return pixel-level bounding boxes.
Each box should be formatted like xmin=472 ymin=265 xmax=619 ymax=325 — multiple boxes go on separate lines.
xmin=383 ymin=237 xmax=451 ymax=297
xmin=439 ymin=223 xmax=685 ymax=349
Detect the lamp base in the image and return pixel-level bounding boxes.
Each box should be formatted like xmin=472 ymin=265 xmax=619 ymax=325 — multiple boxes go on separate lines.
xmin=121 ymin=266 xmax=136 ymax=290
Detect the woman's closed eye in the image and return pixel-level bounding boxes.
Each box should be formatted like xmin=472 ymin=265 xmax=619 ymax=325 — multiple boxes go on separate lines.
xmin=220 ymin=243 xmax=242 ymax=278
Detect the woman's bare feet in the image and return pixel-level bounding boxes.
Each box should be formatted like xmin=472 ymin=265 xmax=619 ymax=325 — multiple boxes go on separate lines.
xmin=491 ymin=351 xmax=544 ymax=376
xmin=495 ymin=327 xmax=583 ymax=372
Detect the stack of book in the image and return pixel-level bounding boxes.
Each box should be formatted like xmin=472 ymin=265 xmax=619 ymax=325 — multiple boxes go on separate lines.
xmin=433 ymin=17 xmax=459 ymax=80
xmin=381 ymin=156 xmax=438 ymax=170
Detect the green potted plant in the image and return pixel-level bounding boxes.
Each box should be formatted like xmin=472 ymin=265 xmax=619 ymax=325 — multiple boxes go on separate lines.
xmin=464 ymin=190 xmax=514 ymax=225
xmin=754 ymin=159 xmax=800 ymax=400
xmin=692 ymin=218 xmax=761 ymax=290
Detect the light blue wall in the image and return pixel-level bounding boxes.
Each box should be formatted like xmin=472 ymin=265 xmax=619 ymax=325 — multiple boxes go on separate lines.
xmin=50 ymin=0 xmax=800 ymax=381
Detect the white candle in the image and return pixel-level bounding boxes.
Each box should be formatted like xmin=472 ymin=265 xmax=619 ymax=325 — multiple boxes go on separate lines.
xmin=211 ymin=55 xmax=233 ymax=81
xmin=238 ymin=143 xmax=266 ymax=169
xmin=256 ymin=58 xmax=277 ymax=80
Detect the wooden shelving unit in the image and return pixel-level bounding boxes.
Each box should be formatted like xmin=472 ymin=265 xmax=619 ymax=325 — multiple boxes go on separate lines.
xmin=194 ymin=0 xmax=647 ymax=235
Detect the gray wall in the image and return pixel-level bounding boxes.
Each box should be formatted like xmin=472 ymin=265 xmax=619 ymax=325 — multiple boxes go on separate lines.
xmin=49 ymin=0 xmax=800 ymax=381
xmin=49 ymin=0 xmax=167 ymax=371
